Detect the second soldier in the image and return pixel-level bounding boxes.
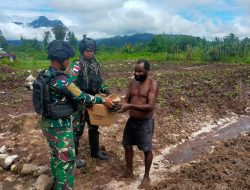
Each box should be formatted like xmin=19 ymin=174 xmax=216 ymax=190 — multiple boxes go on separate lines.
xmin=67 ymin=36 xmax=111 ymax=167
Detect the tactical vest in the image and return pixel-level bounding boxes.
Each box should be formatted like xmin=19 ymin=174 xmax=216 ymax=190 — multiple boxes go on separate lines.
xmin=33 ymin=70 xmax=75 ymax=119
xmin=77 ymin=58 xmax=103 ymax=95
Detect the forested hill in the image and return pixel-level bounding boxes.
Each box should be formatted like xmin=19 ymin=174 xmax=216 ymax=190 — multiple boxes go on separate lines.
xmin=95 ymin=33 xmax=206 ymax=48
xmin=95 ymin=33 xmax=154 ymax=47
xmin=7 ymin=33 xmax=202 ymax=47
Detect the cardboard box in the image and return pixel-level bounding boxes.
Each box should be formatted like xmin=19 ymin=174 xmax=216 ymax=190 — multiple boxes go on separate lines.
xmin=87 ymin=104 xmax=118 ymax=126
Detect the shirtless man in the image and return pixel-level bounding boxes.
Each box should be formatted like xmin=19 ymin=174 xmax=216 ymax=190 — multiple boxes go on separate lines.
xmin=118 ymin=59 xmax=159 ymax=189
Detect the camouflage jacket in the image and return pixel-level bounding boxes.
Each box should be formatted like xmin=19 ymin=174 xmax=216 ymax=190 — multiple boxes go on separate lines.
xmin=41 ymin=66 xmax=102 ymax=128
xmin=67 ymin=55 xmax=109 ymax=95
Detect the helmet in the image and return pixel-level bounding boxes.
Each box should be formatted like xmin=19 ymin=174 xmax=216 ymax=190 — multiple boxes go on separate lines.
xmin=79 ymin=37 xmax=96 ymax=53
xmin=47 ymin=40 xmax=75 ymax=61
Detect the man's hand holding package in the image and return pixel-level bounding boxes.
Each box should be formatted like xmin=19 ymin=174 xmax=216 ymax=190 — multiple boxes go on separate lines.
xmin=117 ymin=103 xmax=130 ymax=113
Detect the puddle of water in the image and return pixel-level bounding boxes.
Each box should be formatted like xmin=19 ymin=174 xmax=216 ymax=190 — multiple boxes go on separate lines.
xmin=166 ymin=116 xmax=250 ymax=164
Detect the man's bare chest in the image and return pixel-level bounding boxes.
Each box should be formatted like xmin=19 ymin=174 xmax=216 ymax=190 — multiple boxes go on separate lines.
xmin=130 ymin=82 xmax=150 ymax=98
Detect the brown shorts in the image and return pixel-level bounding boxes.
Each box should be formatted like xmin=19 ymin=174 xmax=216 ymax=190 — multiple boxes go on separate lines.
xmin=122 ymin=117 xmax=154 ymax=151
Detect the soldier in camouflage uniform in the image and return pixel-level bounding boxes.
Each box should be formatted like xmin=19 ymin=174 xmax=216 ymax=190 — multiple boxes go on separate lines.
xmin=40 ymin=40 xmax=105 ymax=189
xmin=68 ymin=37 xmax=110 ymax=165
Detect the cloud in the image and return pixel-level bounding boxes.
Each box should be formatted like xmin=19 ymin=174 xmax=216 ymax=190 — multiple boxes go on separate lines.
xmin=50 ymin=0 xmax=123 ymax=12
xmin=237 ymin=0 xmax=250 ymax=14
xmin=61 ymin=0 xmax=247 ymax=40
xmin=0 ymin=23 xmax=52 ymax=40
xmin=1 ymin=0 xmax=250 ymax=41
xmin=3 ymin=10 xmax=57 ymax=23
xmin=51 ymin=0 xmax=158 ymax=39
xmin=230 ymin=15 xmax=250 ymax=38
xmin=0 ymin=0 xmax=48 ymax=10
xmin=0 ymin=11 xmax=9 ymax=22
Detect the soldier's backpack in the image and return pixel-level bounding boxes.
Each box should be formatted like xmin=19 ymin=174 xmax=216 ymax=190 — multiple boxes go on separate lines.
xmin=32 ymin=70 xmax=75 ymax=119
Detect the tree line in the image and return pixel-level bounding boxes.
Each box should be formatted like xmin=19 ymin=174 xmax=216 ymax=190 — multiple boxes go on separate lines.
xmin=108 ymin=33 xmax=250 ymax=63
xmin=0 ymin=25 xmax=78 ymax=52
xmin=0 ymin=25 xmax=250 ymax=63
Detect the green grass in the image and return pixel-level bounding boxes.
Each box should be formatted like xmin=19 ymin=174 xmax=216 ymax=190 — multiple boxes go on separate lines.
xmin=13 ymin=60 xmax=50 ymax=70
xmin=4 ymin=51 xmax=167 ymax=70
xmin=96 ymin=51 xmax=166 ymax=62
xmin=1 ymin=50 xmax=250 ymax=70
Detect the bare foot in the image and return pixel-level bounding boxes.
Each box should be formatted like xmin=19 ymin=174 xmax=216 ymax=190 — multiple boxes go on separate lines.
xmin=138 ymin=177 xmax=151 ymax=189
xmin=117 ymin=170 xmax=134 ymax=179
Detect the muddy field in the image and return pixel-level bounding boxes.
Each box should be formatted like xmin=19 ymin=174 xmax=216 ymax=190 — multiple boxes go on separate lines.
xmin=152 ymin=132 xmax=250 ymax=190
xmin=0 ymin=63 xmax=250 ymax=190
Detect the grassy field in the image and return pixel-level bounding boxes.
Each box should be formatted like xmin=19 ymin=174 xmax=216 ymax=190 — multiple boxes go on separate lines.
xmin=1 ymin=50 xmax=250 ymax=71
xmin=0 ymin=51 xmax=164 ymax=70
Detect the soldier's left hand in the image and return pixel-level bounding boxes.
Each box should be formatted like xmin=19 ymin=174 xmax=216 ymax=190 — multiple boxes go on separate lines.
xmin=104 ymin=88 xmax=111 ymax=95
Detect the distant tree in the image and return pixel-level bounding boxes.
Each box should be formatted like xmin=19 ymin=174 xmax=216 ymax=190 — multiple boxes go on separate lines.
xmin=20 ymin=36 xmax=42 ymax=52
xmin=208 ymin=46 xmax=221 ymax=62
xmin=66 ymin=31 xmax=77 ymax=47
xmin=148 ymin=35 xmax=167 ymax=53
xmin=121 ymin=43 xmax=134 ymax=53
xmin=97 ymin=44 xmax=116 ymax=52
xmin=43 ymin=31 xmax=51 ymax=50
xmin=213 ymin=37 xmax=221 ymax=46
xmin=52 ymin=25 xmax=68 ymax=40
xmin=222 ymin=33 xmax=240 ymax=57
xmin=0 ymin=30 xmax=8 ymax=49
xmin=134 ymin=42 xmax=148 ymax=52
xmin=241 ymin=37 xmax=250 ymax=57
xmin=185 ymin=44 xmax=192 ymax=62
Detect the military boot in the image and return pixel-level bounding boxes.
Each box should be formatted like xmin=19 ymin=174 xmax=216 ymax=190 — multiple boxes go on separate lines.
xmin=75 ymin=158 xmax=86 ymax=168
xmin=74 ymin=136 xmax=87 ymax=168
xmin=88 ymin=125 xmax=108 ymax=160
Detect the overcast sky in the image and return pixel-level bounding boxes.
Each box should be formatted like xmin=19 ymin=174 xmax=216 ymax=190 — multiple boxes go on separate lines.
xmin=1 ymin=0 xmax=250 ymax=41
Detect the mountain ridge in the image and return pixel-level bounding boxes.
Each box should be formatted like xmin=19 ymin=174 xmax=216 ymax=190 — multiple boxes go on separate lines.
xmin=7 ymin=33 xmax=202 ymax=47
xmin=95 ymin=33 xmax=154 ymax=47
xmin=28 ymin=16 xmax=64 ymax=28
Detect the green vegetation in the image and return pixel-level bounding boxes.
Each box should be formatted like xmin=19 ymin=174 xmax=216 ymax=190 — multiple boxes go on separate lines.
xmin=99 ymin=33 xmax=250 ymax=64
xmin=96 ymin=52 xmax=166 ymax=62
xmin=1 ymin=31 xmax=250 ymax=70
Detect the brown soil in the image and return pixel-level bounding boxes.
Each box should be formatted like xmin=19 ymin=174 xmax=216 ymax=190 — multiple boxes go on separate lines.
xmin=0 ymin=63 xmax=250 ymax=190
xmin=152 ymin=133 xmax=250 ymax=190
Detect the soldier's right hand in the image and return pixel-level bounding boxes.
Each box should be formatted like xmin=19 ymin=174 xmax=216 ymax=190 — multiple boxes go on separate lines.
xmin=108 ymin=103 xmax=122 ymax=112
xmin=103 ymin=97 xmax=113 ymax=109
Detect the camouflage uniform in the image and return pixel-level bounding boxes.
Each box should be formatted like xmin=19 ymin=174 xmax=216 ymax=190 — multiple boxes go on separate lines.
xmin=71 ymin=111 xmax=85 ymax=157
xmin=40 ymin=66 xmax=102 ymax=189
xmin=68 ymin=55 xmax=109 ymax=160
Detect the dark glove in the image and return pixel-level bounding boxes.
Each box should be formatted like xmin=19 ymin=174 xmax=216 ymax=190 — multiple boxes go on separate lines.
xmin=85 ymin=102 xmax=93 ymax=108
xmin=108 ymin=103 xmax=122 ymax=112
xmin=103 ymin=88 xmax=111 ymax=95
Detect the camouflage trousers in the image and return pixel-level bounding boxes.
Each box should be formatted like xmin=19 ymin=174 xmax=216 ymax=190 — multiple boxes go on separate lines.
xmin=72 ymin=111 xmax=85 ymax=152
xmin=72 ymin=111 xmax=99 ymax=149
xmin=41 ymin=118 xmax=76 ymax=190
xmin=72 ymin=111 xmax=100 ymax=158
